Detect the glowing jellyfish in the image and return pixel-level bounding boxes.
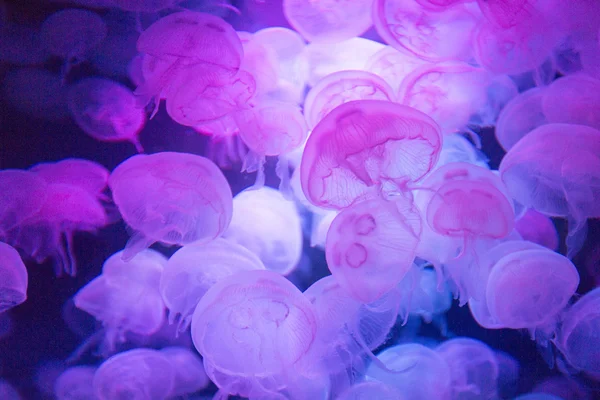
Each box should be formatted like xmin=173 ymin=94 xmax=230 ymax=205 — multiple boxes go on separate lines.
xmin=160 ymin=238 xmax=265 ymax=331
xmin=486 ymin=248 xmax=579 ymax=329
xmin=541 ymin=74 xmax=600 ymax=131
xmin=373 ymin=0 xmax=480 ymax=62
xmin=282 ymin=0 xmax=373 ymax=44
xmin=93 ymin=348 xmax=175 ymax=400
xmin=495 ymin=351 xmax=520 ymax=400
xmin=0 ymin=242 xmax=28 ymax=313
xmin=499 ymin=123 xmax=600 ymax=258
xmin=325 ymin=196 xmax=421 ymax=303
xmin=495 ymin=87 xmax=548 ymax=151
xmin=366 ymin=343 xmax=453 ymax=400
xmin=223 ymin=187 xmax=302 ymax=275
xmin=68 ymin=78 xmax=146 ymax=152
xmin=40 ymin=9 xmax=107 ymax=78
xmin=436 ymin=337 xmax=500 ymax=400
xmin=29 ymin=159 xmax=109 ymax=199
xmin=190 ymin=270 xmax=317 ymax=398
xmin=556 ymin=287 xmax=600 ymax=374
xmin=109 ymin=152 xmax=233 ymax=260
xmin=160 ymin=347 xmax=211 ymax=397
xmin=300 ymin=100 xmax=442 ymax=209
xmin=54 ymin=366 xmax=96 ymax=400
xmin=304 ymin=70 xmax=396 ymax=129
xmin=515 ymin=209 xmax=559 ymax=251
xmin=337 ymin=381 xmax=404 ymax=400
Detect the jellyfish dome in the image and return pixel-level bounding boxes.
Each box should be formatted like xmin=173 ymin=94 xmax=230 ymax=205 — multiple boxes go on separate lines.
xmin=54 ymin=366 xmax=96 ymax=400
xmin=109 ymin=152 xmax=233 ymax=260
xmin=160 ymin=346 xmax=211 ymax=397
xmin=0 ymin=241 xmax=28 ymax=313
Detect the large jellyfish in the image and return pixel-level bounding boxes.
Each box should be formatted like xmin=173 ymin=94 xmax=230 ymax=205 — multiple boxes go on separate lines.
xmin=109 ymin=152 xmax=233 ymax=260
xmin=0 ymin=242 xmax=28 ymax=313
xmin=300 ymin=100 xmax=442 ymax=209
xmin=159 ymin=238 xmax=265 ymax=331
xmin=499 ymin=123 xmax=600 ymax=258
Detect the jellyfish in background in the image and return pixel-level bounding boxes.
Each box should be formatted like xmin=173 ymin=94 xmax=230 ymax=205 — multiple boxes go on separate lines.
xmin=160 ymin=347 xmax=211 ymax=397
xmin=514 ymin=209 xmax=559 ymax=251
xmin=67 ymin=78 xmax=146 ymax=152
xmin=0 ymin=242 xmax=28 ymax=313
xmin=109 ymin=152 xmax=233 ymax=260
xmin=54 ymin=366 xmax=96 ymax=400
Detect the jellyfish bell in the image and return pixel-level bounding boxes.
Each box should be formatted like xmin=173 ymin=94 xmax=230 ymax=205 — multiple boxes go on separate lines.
xmin=0 ymin=242 xmax=28 ymax=313
xmin=54 ymin=366 xmax=96 ymax=400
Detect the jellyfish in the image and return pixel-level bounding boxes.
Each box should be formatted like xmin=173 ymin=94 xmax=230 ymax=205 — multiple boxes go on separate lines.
xmin=160 ymin=238 xmax=265 ymax=331
xmin=396 ymin=266 xmax=452 ymax=325
xmin=108 ymin=152 xmax=233 ymax=260
xmin=0 ymin=242 xmax=28 ymax=313
xmin=237 ymin=31 xmax=280 ymax=98
xmin=40 ymin=9 xmax=107 ymax=79
xmin=282 ymin=0 xmax=373 ymax=44
xmin=190 ymin=270 xmax=317 ymax=398
xmin=495 ymin=351 xmax=520 ymax=400
xmin=373 ymin=0 xmax=480 ymax=62
xmin=68 ymin=78 xmax=146 ymax=152
xmin=435 ymin=337 xmax=500 ymax=400
xmin=160 ymin=347 xmax=211 ymax=397
xmin=28 ymin=159 xmax=110 ymax=199
xmin=366 ymin=343 xmax=453 ymax=400
xmin=93 ymin=348 xmax=175 ymax=400
xmin=495 ymin=87 xmax=548 ymax=151
xmin=0 ymin=170 xmax=49 ymax=236
xmin=532 ymin=376 xmax=592 ymax=400
xmin=514 ymin=209 xmax=559 ymax=251
xmin=337 ymin=381 xmax=405 ymax=400
xmin=434 ymin=133 xmax=489 ymax=169
xmin=556 ymin=287 xmax=600 ymax=374
xmin=300 ymin=100 xmax=442 ymax=210
xmin=499 ymin=123 xmax=600 ymax=258
xmin=304 ymin=70 xmax=396 ymax=130
xmin=325 ymin=195 xmax=421 ymax=303
xmin=54 ymin=366 xmax=96 ymax=400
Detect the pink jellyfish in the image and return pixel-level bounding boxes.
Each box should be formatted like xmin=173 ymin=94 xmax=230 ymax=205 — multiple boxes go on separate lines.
xmin=499 ymin=123 xmax=600 ymax=258
xmin=109 ymin=152 xmax=233 ymax=260
xmin=325 ymin=196 xmax=421 ymax=303
xmin=190 ymin=270 xmax=317 ymax=398
xmin=160 ymin=347 xmax=211 ymax=397
xmin=68 ymin=78 xmax=146 ymax=152
xmin=514 ymin=209 xmax=559 ymax=251
xmin=0 ymin=242 xmax=28 ymax=313
xmin=476 ymin=0 xmax=545 ymax=29
xmin=0 ymin=170 xmax=49 ymax=236
xmin=373 ymin=0 xmax=480 ymax=62
xmin=300 ymin=100 xmax=442 ymax=210
xmin=282 ymin=0 xmax=373 ymax=44
xmin=54 ymin=366 xmax=96 ymax=400
xmin=237 ymin=31 xmax=279 ymax=99
xmin=93 ymin=348 xmax=175 ymax=400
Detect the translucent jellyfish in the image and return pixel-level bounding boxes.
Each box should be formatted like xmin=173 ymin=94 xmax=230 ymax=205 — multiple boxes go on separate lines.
xmin=366 ymin=343 xmax=453 ymax=400
xmin=54 ymin=366 xmax=96 ymax=400
xmin=495 ymin=87 xmax=548 ymax=151
xmin=190 ymin=270 xmax=317 ymax=398
xmin=397 ymin=266 xmax=452 ymax=323
xmin=436 ymin=337 xmax=500 ymax=400
xmin=68 ymin=78 xmax=146 ymax=152
xmin=282 ymin=0 xmax=373 ymax=44
xmin=434 ymin=133 xmax=488 ymax=169
xmin=160 ymin=238 xmax=265 ymax=331
xmin=515 ymin=209 xmax=559 ymax=251
xmin=495 ymin=351 xmax=520 ymax=400
xmin=237 ymin=31 xmax=280 ymax=98
xmin=499 ymin=123 xmax=600 ymax=257
xmin=93 ymin=348 xmax=175 ymax=400
xmin=541 ymin=74 xmax=600 ymax=131
xmin=40 ymin=9 xmax=107 ymax=78
xmin=223 ymin=187 xmax=302 ymax=275
xmin=0 ymin=170 xmax=48 ymax=237
xmin=300 ymin=100 xmax=442 ymax=209
xmin=486 ymin=248 xmax=579 ymax=329
xmin=304 ymin=70 xmax=396 ymax=129
xmin=556 ymin=287 xmax=600 ymax=374
xmin=29 ymin=159 xmax=109 ymax=199
xmin=476 ymin=0 xmax=545 ymax=29
xmin=532 ymin=376 xmax=592 ymax=400
xmin=109 ymin=152 xmax=233 ymax=259
xmin=0 ymin=242 xmax=28 ymax=313
xmin=373 ymin=0 xmax=480 ymax=62
xmin=337 ymin=381 xmax=404 ymax=400
xmin=398 ymin=62 xmax=518 ymax=134
xmin=0 ymin=380 xmax=21 ymax=400
xmin=160 ymin=347 xmax=211 ymax=397
xmin=326 ymin=196 xmax=421 ymax=303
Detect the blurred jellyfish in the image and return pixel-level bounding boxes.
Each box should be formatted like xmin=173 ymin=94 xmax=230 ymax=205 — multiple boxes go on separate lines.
xmin=514 ymin=209 xmax=559 ymax=251
xmin=397 ymin=266 xmax=452 ymax=326
xmin=160 ymin=346 xmax=211 ymax=397
xmin=532 ymin=376 xmax=591 ymax=400
xmin=0 ymin=242 xmax=28 ymax=313
xmin=54 ymin=366 xmax=96 ymax=400
xmin=337 ymin=381 xmax=404 ymax=400
xmin=223 ymin=187 xmax=302 ymax=275
xmin=109 ymin=152 xmax=233 ymax=260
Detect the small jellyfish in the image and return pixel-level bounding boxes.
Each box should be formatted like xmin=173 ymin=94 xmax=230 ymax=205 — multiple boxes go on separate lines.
xmin=435 ymin=133 xmax=489 ymax=169
xmin=0 ymin=242 xmax=28 ymax=313
xmin=191 ymin=270 xmax=317 ymax=398
xmin=160 ymin=347 xmax=210 ymax=397
xmin=54 ymin=366 xmax=96 ymax=400
xmin=40 ymin=9 xmax=107 ymax=79
xmin=282 ymin=0 xmax=373 ymax=44
xmin=373 ymin=0 xmax=480 ymax=62
xmin=326 ymin=196 xmax=421 ymax=303
xmin=93 ymin=348 xmax=175 ymax=400
xmin=160 ymin=238 xmax=265 ymax=331
xmin=68 ymin=78 xmax=146 ymax=152
xmin=436 ymin=337 xmax=500 ymax=400
xmin=109 ymin=152 xmax=233 ymax=260
xmin=515 ymin=209 xmax=559 ymax=251
xmin=300 ymin=100 xmax=442 ymax=209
